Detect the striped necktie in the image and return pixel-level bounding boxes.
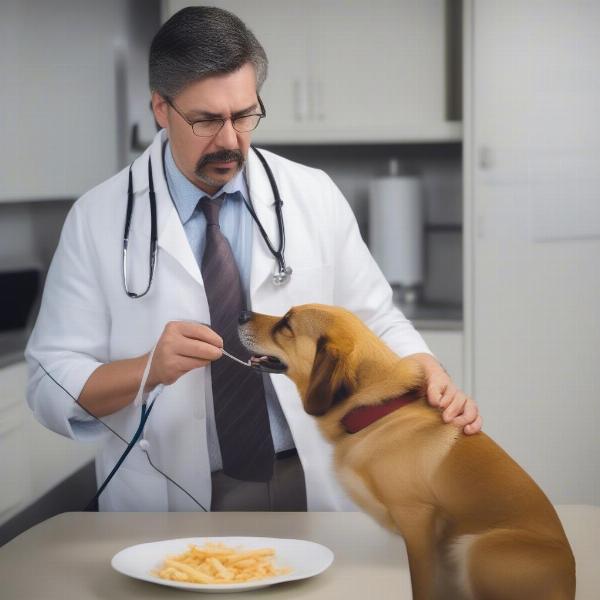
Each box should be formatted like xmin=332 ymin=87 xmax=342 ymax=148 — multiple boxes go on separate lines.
xmin=200 ymin=193 xmax=275 ymax=481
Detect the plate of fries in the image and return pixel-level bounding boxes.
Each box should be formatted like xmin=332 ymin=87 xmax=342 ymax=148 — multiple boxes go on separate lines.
xmin=111 ymin=537 xmax=334 ymax=592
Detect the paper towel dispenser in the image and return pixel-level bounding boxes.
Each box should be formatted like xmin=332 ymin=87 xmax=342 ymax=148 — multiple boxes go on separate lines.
xmin=368 ymin=160 xmax=424 ymax=304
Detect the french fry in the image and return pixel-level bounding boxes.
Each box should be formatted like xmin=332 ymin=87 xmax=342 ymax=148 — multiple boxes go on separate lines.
xmin=154 ymin=541 xmax=290 ymax=584
xmin=164 ymin=559 xmax=215 ymax=583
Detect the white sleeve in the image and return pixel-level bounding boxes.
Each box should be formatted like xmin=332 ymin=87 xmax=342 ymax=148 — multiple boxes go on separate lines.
xmin=329 ymin=176 xmax=433 ymax=358
xmin=24 ymin=201 xmax=110 ymax=442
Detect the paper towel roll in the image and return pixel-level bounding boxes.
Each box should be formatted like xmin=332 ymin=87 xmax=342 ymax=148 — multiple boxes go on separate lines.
xmin=368 ymin=175 xmax=424 ymax=287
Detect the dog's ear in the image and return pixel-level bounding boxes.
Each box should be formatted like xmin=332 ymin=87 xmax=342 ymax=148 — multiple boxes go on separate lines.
xmin=304 ymin=335 xmax=355 ymax=416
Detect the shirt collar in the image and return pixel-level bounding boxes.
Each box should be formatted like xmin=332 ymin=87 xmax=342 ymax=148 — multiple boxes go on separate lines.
xmin=164 ymin=142 xmax=249 ymax=225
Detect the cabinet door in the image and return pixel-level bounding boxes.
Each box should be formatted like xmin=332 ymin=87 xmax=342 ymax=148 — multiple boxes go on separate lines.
xmin=0 ymin=0 xmax=122 ymax=202
xmin=0 ymin=361 xmax=100 ymax=527
xmin=309 ymin=0 xmax=459 ymax=142
xmin=468 ymin=0 xmax=600 ymax=503
xmin=0 ymin=364 xmax=27 ymax=517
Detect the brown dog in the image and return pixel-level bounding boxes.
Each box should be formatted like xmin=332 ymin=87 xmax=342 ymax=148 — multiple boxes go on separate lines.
xmin=239 ymin=304 xmax=575 ymax=600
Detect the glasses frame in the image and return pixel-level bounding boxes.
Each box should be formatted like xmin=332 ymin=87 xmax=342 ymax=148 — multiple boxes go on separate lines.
xmin=164 ymin=94 xmax=266 ymax=137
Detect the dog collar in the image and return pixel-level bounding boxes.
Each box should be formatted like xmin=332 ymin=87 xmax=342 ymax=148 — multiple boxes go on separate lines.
xmin=341 ymin=392 xmax=420 ymax=434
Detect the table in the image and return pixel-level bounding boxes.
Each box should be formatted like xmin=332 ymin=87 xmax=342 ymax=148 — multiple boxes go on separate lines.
xmin=0 ymin=506 xmax=598 ymax=599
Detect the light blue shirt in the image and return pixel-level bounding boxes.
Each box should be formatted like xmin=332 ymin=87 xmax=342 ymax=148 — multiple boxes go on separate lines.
xmin=163 ymin=143 xmax=295 ymax=471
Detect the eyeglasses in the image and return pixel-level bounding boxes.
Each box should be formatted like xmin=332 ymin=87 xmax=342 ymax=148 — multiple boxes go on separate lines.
xmin=165 ymin=95 xmax=266 ymax=137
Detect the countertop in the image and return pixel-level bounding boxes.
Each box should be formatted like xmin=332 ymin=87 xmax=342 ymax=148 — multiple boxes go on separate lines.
xmin=395 ymin=300 xmax=462 ymax=331
xmin=0 ymin=506 xmax=598 ymax=599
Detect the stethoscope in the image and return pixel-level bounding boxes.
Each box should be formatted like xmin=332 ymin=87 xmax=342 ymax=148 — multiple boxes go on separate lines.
xmin=38 ymin=343 xmax=277 ymax=512
xmin=122 ymin=145 xmax=293 ymax=298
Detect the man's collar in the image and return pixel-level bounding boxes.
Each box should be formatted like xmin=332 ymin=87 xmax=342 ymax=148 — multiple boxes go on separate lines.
xmin=164 ymin=142 xmax=249 ymax=225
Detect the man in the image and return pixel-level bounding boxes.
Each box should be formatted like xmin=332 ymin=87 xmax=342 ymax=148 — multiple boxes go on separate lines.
xmin=26 ymin=6 xmax=480 ymax=512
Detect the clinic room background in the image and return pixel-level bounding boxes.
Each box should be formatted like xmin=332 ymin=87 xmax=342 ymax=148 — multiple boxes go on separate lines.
xmin=0 ymin=0 xmax=599 ymax=544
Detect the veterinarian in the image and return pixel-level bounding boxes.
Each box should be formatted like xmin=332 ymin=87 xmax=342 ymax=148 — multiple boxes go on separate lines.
xmin=25 ymin=6 xmax=481 ymax=512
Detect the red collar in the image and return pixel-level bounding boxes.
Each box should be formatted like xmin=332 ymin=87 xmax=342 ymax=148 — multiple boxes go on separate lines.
xmin=340 ymin=391 xmax=420 ymax=434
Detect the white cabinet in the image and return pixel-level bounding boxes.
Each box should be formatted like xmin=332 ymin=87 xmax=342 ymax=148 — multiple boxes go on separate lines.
xmin=464 ymin=0 xmax=600 ymax=504
xmin=0 ymin=0 xmax=126 ymax=202
xmin=0 ymin=363 xmax=27 ymax=516
xmin=0 ymin=362 xmax=99 ymax=527
xmin=163 ymin=0 xmax=461 ymax=143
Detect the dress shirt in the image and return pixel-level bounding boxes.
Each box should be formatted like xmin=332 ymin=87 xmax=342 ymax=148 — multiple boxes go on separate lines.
xmin=163 ymin=143 xmax=295 ymax=471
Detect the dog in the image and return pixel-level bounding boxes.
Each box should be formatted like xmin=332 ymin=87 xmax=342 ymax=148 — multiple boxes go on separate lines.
xmin=239 ymin=303 xmax=576 ymax=600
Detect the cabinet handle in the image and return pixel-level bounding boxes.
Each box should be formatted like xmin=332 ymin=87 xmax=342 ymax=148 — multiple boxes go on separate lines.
xmin=293 ymin=79 xmax=307 ymax=122
xmin=307 ymin=78 xmax=316 ymax=121
xmin=315 ymin=80 xmax=325 ymax=121
xmin=444 ymin=0 xmax=462 ymax=121
xmin=478 ymin=146 xmax=493 ymax=170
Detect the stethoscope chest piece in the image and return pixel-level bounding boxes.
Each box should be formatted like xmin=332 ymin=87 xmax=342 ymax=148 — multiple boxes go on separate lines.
xmin=272 ymin=265 xmax=293 ymax=286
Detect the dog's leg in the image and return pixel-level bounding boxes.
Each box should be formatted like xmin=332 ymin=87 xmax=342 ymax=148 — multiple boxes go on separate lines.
xmin=390 ymin=504 xmax=438 ymax=600
xmin=467 ymin=528 xmax=575 ymax=600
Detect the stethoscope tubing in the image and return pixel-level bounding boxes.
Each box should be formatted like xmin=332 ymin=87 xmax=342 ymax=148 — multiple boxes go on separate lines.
xmin=123 ymin=159 xmax=158 ymax=298
xmin=83 ymin=399 xmax=156 ymax=511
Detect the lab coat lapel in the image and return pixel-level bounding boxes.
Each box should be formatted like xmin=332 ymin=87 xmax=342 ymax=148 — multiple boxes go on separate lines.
xmin=247 ymin=148 xmax=279 ymax=297
xmin=132 ymin=131 xmax=203 ymax=288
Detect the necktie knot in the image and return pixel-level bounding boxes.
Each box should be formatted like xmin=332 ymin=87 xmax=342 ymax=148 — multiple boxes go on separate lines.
xmin=200 ymin=194 xmax=225 ymax=227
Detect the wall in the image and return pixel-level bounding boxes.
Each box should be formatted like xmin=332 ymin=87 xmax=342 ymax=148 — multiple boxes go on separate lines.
xmin=265 ymin=143 xmax=463 ymax=306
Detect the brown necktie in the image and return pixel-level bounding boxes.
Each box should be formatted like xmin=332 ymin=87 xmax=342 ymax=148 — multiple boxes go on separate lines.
xmin=200 ymin=193 xmax=274 ymax=481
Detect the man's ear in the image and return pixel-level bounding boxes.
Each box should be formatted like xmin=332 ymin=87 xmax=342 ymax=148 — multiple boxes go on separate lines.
xmin=304 ymin=336 xmax=355 ymax=416
xmin=151 ymin=91 xmax=169 ymax=130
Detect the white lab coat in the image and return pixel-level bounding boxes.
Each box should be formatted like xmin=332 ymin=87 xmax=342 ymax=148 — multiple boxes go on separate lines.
xmin=25 ymin=130 xmax=432 ymax=512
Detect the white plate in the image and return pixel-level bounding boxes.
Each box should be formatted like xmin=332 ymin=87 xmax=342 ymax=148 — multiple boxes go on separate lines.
xmin=111 ymin=536 xmax=334 ymax=593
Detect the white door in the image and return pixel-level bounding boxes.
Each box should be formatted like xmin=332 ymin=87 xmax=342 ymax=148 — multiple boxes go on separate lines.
xmin=466 ymin=0 xmax=600 ymax=503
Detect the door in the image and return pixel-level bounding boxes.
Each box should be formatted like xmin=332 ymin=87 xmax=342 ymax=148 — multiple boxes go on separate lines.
xmin=466 ymin=0 xmax=600 ymax=503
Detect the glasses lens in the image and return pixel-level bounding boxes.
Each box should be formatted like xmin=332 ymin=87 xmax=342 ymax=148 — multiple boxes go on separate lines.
xmin=232 ymin=114 xmax=262 ymax=133
xmin=192 ymin=120 xmax=224 ymax=137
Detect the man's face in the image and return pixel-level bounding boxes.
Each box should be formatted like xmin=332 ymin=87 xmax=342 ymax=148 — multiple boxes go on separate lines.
xmin=152 ymin=63 xmax=260 ymax=195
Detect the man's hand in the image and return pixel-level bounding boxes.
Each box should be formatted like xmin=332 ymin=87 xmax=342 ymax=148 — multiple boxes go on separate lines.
xmin=408 ymin=353 xmax=482 ymax=435
xmin=146 ymin=321 xmax=223 ymax=390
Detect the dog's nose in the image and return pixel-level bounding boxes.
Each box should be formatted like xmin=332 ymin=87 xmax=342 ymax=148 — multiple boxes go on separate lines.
xmin=238 ymin=310 xmax=253 ymax=325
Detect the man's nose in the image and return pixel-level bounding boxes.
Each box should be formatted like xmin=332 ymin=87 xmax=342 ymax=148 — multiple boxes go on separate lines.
xmin=215 ymin=118 xmax=239 ymax=147
xmin=239 ymin=310 xmax=253 ymax=325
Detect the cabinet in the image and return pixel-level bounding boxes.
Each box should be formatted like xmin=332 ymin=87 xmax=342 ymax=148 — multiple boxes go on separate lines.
xmin=0 ymin=0 xmax=126 ymax=202
xmin=163 ymin=0 xmax=461 ymax=143
xmin=0 ymin=363 xmax=27 ymax=516
xmin=0 ymin=362 xmax=99 ymax=527
xmin=464 ymin=0 xmax=600 ymax=504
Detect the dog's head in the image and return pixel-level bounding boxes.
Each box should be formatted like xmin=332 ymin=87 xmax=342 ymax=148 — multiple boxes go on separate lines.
xmin=239 ymin=304 xmax=407 ymax=417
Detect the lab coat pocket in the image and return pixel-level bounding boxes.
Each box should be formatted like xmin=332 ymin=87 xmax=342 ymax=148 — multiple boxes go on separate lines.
xmin=100 ymin=447 xmax=168 ymax=512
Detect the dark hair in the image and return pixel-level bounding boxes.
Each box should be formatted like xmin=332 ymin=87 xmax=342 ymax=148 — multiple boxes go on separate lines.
xmin=149 ymin=6 xmax=268 ymax=98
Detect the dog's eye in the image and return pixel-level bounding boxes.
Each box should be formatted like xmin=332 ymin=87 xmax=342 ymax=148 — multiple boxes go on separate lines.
xmin=274 ymin=315 xmax=294 ymax=338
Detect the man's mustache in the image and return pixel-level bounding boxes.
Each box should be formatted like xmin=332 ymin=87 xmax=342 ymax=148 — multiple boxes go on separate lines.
xmin=196 ymin=150 xmax=244 ymax=171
